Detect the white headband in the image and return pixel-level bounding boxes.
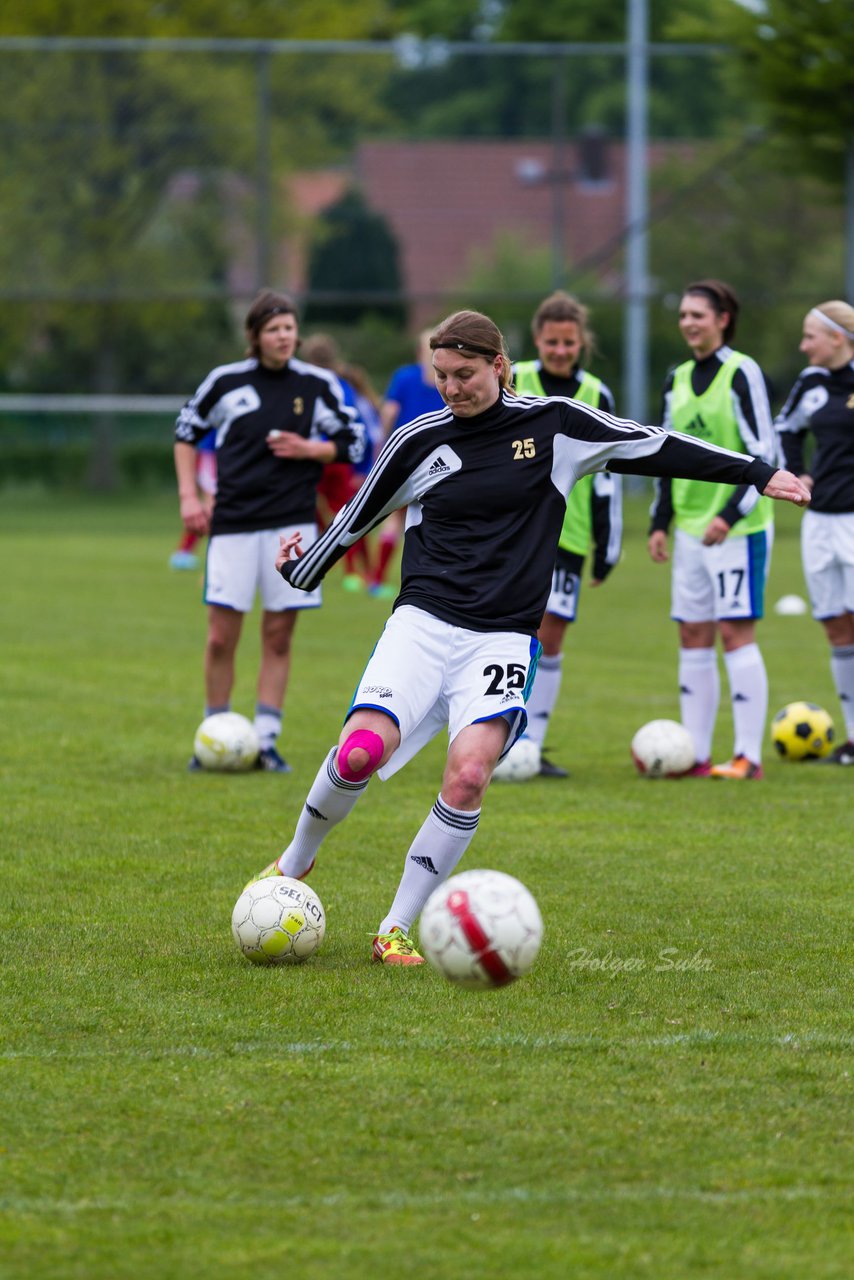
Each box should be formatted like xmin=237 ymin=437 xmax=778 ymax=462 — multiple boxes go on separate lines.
xmin=809 ymin=308 xmax=854 ymax=341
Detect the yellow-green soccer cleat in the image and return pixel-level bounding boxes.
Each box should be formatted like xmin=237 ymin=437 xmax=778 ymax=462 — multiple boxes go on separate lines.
xmin=242 ymin=857 xmax=314 ymax=892
xmin=372 ymin=927 xmax=425 ymax=966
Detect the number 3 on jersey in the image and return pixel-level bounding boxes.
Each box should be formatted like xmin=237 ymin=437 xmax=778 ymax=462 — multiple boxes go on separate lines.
xmin=483 ymin=662 xmax=527 ymax=696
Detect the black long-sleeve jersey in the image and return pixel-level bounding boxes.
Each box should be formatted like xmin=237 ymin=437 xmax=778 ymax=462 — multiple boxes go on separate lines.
xmin=520 ymin=364 xmax=620 ymax=581
xmin=775 ymin=361 xmax=854 ymax=514
xmin=281 ymin=390 xmax=777 ymax=636
xmin=650 ymin=346 xmax=778 ymax=534
xmin=175 ymin=356 xmax=364 ymax=535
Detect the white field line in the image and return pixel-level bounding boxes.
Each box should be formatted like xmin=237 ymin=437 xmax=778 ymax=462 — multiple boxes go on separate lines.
xmin=1 ymin=1029 xmax=851 ymax=1061
xmin=0 ymin=1183 xmax=834 ymax=1218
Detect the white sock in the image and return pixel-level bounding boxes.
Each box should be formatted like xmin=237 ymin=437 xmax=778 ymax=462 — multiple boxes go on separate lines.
xmin=830 ymin=644 xmax=854 ymax=741
xmin=254 ymin=702 xmax=282 ymax=752
xmin=724 ymin=643 xmax=768 ymax=764
xmin=524 ymin=653 xmax=563 ymax=749
xmin=277 ymin=748 xmax=368 ymax=879
xmin=377 ymin=796 xmax=480 ymax=936
xmin=679 ymin=648 xmax=719 ymax=763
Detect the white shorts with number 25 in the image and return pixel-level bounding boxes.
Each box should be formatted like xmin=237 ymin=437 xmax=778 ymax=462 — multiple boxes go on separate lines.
xmin=348 ymin=605 xmax=541 ymax=780
xmin=671 ymin=525 xmax=773 ymax=623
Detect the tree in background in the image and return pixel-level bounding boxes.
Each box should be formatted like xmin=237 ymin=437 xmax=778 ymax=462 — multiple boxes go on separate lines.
xmin=304 ymin=190 xmax=406 ymax=328
xmin=669 ymin=0 xmax=854 ymax=189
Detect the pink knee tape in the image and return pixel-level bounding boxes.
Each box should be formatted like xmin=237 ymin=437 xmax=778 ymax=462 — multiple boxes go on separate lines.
xmin=338 ymin=729 xmax=385 ymax=782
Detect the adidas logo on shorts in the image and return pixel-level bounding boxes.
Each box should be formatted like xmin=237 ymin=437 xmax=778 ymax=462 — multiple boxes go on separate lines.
xmin=427 ymin=456 xmax=451 ymax=476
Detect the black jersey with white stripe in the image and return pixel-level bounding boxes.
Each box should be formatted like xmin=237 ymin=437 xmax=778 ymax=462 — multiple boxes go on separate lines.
xmin=775 ymin=361 xmax=854 ymax=513
xmin=175 ymin=357 xmax=363 ymax=534
xmin=281 ymin=390 xmax=776 ymax=636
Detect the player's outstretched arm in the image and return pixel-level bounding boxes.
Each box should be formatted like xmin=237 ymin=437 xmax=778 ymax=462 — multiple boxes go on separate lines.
xmin=762 ymin=469 xmax=811 ymax=507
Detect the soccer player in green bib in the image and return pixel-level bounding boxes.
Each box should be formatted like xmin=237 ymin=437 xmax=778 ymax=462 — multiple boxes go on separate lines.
xmin=648 ymin=280 xmax=777 ymax=779
xmin=509 ymin=291 xmax=622 ymax=778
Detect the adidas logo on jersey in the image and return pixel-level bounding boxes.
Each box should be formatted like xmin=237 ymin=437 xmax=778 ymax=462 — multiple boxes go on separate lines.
xmin=427 ymin=456 xmax=451 ymax=476
xmin=411 ymin=854 xmax=439 ymax=874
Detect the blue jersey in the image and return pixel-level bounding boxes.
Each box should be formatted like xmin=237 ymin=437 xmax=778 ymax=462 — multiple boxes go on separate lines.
xmin=385 ymin=363 xmax=444 ymax=430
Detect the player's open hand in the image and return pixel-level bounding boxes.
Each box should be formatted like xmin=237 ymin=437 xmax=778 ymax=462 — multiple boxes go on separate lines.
xmin=180 ymin=494 xmax=210 ymax=537
xmin=647 ymin=530 xmax=669 ymax=563
xmin=763 ymin=470 xmax=812 ymax=507
xmin=702 ymin=516 xmax=730 ymax=546
xmin=276 ymin=531 xmax=304 ymax=571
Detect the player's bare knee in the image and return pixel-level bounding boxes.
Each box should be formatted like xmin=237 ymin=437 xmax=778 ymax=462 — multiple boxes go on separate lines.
xmin=444 ymin=757 xmax=490 ymax=809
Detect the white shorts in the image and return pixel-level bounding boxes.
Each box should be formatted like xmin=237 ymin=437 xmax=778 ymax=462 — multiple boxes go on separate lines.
xmin=801 ymin=509 xmax=854 ymax=619
xmin=204 ymin=524 xmax=322 ymax=613
xmin=671 ymin=526 xmax=773 ymax=623
xmin=348 ymin=605 xmax=541 ymax=780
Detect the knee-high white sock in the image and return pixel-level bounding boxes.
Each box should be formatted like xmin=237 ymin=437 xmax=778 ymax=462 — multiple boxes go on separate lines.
xmin=679 ymin=647 xmax=719 ymax=763
xmin=277 ymin=747 xmax=368 ymax=879
xmin=830 ymin=644 xmax=854 ymax=741
xmin=377 ymin=796 xmax=480 ymax=936
xmin=524 ymin=653 xmax=563 ymax=748
xmin=254 ymin=702 xmax=282 ymax=751
xmin=724 ymin=642 xmax=768 ymax=764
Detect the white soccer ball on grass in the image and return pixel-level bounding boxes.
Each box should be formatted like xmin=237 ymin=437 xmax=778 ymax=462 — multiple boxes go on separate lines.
xmin=231 ymin=877 xmax=326 ymax=965
xmin=193 ymin=712 xmax=259 ymax=772
xmin=419 ymin=869 xmax=543 ymax=989
xmin=491 ymin=736 xmax=541 ymax=782
xmin=630 ymin=718 xmax=695 ymax=778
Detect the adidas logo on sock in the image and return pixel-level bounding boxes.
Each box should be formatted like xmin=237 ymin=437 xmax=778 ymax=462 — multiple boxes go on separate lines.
xmin=732 ymin=693 xmax=749 ymax=702
xmin=305 ymin=803 xmax=327 ymax=821
xmin=427 ymin=456 xmax=451 ymax=476
xmin=411 ymin=854 xmax=438 ymax=874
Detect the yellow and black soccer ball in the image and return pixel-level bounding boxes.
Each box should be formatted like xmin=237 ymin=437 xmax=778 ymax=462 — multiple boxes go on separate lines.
xmin=770 ymin=702 xmax=835 ymax=760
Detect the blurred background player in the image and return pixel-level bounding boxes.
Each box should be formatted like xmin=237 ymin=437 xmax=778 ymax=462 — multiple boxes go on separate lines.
xmin=508 ymin=290 xmax=622 ymax=778
xmin=174 ymin=289 xmax=363 ymax=772
xmin=648 ymin=279 xmax=778 ymax=780
xmin=300 ymin=332 xmax=381 ymax=590
xmin=369 ymin=328 xmax=444 ymax=598
xmin=169 ymin=428 xmax=217 ymax=570
xmin=775 ymin=299 xmax=854 ymax=765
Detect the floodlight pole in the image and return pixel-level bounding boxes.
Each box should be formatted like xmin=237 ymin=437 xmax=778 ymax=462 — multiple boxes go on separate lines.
xmin=847 ymin=139 xmax=854 ymax=305
xmin=624 ymin=0 xmax=649 ymax=424
xmin=256 ymin=47 xmax=273 ymax=289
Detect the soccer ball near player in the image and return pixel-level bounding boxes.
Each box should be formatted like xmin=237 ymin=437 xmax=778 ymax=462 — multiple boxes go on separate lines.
xmin=490 ymin=736 xmax=541 ymax=782
xmin=231 ymin=877 xmax=326 ymax=965
xmin=193 ymin=712 xmax=260 ymax=772
xmin=419 ymin=869 xmax=543 ymax=989
xmin=631 ymin=719 xmax=696 ymax=778
xmin=770 ymin=702 xmax=835 ymax=760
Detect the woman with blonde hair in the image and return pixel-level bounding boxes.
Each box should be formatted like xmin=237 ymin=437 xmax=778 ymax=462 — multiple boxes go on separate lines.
xmin=776 ymin=299 xmax=854 ymax=764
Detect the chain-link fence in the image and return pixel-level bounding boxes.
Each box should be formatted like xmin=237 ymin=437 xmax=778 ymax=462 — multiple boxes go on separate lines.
xmin=0 ymin=36 xmax=847 ymax=486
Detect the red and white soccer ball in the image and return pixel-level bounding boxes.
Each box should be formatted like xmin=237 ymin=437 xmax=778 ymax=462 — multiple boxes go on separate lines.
xmin=231 ymin=877 xmax=326 ymax=965
xmin=631 ymin=718 xmax=695 ymax=778
xmin=194 ymin=711 xmax=259 ymax=772
xmin=419 ymin=869 xmax=543 ymax=990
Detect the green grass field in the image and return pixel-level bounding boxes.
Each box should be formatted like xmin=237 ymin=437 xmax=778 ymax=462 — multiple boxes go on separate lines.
xmin=1 ymin=490 xmax=851 ymax=1279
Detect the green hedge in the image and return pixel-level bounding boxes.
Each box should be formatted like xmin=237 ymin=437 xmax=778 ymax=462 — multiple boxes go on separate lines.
xmin=0 ymin=441 xmax=176 ymax=490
